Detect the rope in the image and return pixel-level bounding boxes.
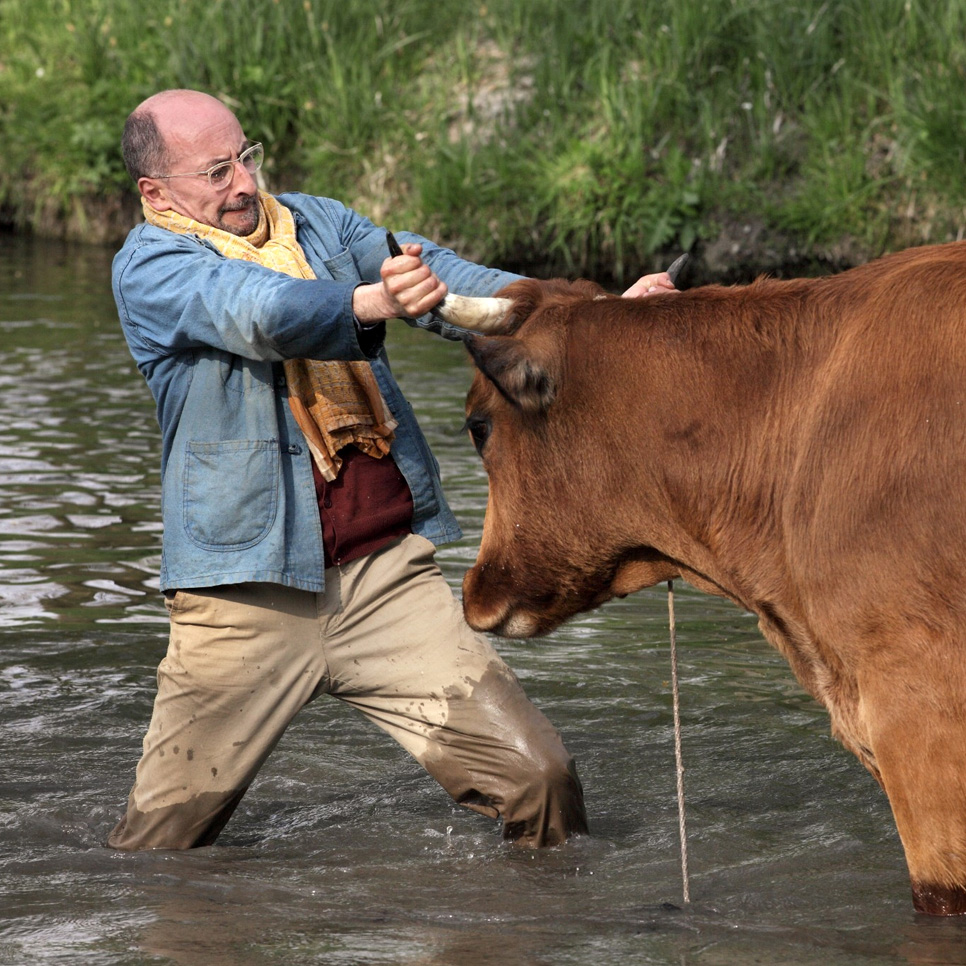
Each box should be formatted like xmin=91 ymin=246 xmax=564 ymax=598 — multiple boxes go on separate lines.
xmin=668 ymin=579 xmax=691 ymax=905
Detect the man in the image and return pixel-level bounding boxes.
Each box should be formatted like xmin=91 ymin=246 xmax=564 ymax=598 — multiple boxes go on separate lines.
xmin=109 ymin=89 xmax=674 ymax=851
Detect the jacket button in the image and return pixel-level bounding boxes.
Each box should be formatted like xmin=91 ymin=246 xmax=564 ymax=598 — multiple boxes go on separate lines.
xmin=285 ymin=444 xmax=302 ymax=455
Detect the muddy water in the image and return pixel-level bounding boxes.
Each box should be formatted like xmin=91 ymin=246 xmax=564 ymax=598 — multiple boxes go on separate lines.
xmin=0 ymin=234 xmax=964 ymax=965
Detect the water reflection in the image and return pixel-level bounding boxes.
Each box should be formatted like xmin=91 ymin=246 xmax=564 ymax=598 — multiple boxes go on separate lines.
xmin=0 ymin=235 xmax=164 ymax=632
xmin=0 ymin=234 xmax=964 ymax=965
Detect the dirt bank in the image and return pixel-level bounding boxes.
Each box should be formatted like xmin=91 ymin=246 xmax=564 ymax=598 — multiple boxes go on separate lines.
xmin=1 ymin=193 xmax=870 ymax=285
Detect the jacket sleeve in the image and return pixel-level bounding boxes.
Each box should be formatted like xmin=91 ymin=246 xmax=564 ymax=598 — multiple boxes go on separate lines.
xmin=112 ymin=226 xmax=369 ymax=367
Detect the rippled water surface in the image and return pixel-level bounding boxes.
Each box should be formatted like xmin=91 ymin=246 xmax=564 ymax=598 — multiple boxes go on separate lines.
xmin=1 ymin=234 xmax=964 ymax=965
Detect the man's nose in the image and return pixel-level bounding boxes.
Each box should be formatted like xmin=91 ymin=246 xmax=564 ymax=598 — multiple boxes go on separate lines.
xmin=232 ymin=161 xmax=258 ymax=195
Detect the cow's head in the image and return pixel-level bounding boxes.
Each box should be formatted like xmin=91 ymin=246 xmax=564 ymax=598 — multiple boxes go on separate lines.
xmin=460 ymin=278 xmax=682 ymax=638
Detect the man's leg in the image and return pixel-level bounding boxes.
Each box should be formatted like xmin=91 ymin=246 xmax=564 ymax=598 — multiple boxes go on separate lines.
xmin=323 ymin=534 xmax=588 ymax=847
xmin=108 ymin=584 xmax=327 ymax=850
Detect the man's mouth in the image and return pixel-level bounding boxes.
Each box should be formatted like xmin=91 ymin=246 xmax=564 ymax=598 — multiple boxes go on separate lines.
xmin=221 ymin=195 xmax=257 ymax=216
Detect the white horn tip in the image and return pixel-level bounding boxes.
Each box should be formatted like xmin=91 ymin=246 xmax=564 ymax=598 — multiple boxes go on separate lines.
xmin=435 ymin=293 xmax=514 ymax=334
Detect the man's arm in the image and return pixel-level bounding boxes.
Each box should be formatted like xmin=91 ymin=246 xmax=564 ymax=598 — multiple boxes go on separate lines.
xmin=113 ymin=228 xmax=368 ymax=366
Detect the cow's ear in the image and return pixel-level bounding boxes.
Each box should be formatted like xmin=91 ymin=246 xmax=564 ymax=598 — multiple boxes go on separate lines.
xmin=464 ymin=335 xmax=556 ymax=415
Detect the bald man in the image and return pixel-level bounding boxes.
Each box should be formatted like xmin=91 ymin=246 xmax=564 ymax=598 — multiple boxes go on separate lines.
xmin=107 ymin=89 xmax=602 ymax=851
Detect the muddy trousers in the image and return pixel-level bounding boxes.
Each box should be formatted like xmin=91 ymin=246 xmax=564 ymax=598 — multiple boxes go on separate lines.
xmin=108 ymin=534 xmax=587 ymax=851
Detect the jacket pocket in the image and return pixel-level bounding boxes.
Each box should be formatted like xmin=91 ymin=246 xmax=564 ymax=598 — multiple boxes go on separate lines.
xmin=320 ymin=247 xmax=358 ymax=282
xmin=183 ymin=439 xmax=279 ymax=550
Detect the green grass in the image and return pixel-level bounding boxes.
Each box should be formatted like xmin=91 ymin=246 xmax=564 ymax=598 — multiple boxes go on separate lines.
xmin=2 ymin=0 xmax=966 ymax=279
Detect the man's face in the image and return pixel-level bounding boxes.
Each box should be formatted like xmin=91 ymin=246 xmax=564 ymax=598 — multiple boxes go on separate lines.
xmin=139 ymin=95 xmax=260 ymax=236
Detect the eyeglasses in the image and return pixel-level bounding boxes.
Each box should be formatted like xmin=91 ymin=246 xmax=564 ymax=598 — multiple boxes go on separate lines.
xmin=153 ymin=141 xmax=264 ymax=189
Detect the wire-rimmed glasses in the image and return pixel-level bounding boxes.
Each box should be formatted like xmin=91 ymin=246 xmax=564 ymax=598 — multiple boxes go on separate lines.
xmin=153 ymin=141 xmax=264 ymax=189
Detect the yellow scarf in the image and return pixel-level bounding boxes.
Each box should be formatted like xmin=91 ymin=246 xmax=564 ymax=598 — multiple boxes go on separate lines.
xmin=142 ymin=191 xmax=396 ymax=480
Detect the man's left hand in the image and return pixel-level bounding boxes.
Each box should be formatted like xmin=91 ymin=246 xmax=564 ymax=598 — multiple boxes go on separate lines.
xmin=621 ymin=272 xmax=677 ymax=298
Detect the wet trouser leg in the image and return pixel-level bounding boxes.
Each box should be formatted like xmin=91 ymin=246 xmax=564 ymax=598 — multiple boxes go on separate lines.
xmin=108 ymin=535 xmax=587 ymax=850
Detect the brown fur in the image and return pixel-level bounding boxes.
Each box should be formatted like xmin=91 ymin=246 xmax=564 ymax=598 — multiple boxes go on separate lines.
xmin=462 ymin=243 xmax=966 ymax=915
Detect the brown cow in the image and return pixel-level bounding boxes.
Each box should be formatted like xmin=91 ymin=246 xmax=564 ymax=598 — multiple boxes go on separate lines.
xmin=457 ymin=243 xmax=966 ymax=916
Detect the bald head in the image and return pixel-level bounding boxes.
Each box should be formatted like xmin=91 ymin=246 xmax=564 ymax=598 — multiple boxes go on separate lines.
xmin=121 ymin=90 xmax=241 ymax=183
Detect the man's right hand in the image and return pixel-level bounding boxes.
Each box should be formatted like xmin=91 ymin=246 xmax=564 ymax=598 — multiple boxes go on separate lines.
xmin=352 ymin=243 xmax=448 ymax=324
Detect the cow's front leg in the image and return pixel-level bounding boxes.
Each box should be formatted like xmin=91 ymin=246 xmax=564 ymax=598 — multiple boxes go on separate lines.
xmin=859 ymin=659 xmax=966 ymax=915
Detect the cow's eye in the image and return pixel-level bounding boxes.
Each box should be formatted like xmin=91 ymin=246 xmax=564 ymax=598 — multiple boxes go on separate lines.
xmin=464 ymin=415 xmax=492 ymax=456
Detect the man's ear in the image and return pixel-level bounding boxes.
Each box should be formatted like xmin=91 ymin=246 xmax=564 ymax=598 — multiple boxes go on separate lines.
xmin=138 ymin=177 xmax=172 ymax=212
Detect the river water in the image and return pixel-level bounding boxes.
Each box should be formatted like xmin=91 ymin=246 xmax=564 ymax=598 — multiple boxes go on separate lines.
xmin=0 ymin=233 xmax=963 ymax=965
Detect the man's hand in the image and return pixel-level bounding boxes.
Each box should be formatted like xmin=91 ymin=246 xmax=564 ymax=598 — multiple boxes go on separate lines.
xmin=621 ymin=271 xmax=677 ymax=298
xmin=352 ymin=242 xmax=448 ymax=323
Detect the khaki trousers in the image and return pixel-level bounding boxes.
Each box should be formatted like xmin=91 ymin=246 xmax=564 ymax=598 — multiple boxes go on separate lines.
xmin=108 ymin=535 xmax=587 ymax=850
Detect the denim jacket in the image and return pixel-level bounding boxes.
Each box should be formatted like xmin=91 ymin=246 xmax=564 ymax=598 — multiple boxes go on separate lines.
xmin=112 ymin=191 xmax=522 ymax=592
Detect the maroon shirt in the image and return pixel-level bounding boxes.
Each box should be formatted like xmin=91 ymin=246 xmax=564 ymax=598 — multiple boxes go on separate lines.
xmin=312 ymin=445 xmax=414 ymax=567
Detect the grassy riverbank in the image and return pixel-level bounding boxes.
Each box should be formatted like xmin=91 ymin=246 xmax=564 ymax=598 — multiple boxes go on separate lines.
xmin=2 ymin=0 xmax=965 ymax=280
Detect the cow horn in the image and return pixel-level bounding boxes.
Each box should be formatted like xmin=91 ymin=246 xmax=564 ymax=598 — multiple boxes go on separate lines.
xmin=385 ymin=229 xmax=515 ymax=333
xmin=433 ymin=294 xmax=515 ymax=334
xmin=666 ymin=252 xmax=691 ymax=287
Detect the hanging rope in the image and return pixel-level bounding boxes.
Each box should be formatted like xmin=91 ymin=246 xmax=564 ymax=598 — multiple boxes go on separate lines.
xmin=668 ymin=579 xmax=691 ymax=905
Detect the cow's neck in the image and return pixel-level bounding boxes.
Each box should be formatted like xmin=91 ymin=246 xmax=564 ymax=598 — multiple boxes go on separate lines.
xmin=605 ymin=282 xmax=836 ymax=656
